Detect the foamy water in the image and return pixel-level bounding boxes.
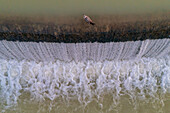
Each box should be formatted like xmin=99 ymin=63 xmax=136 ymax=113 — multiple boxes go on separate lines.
xmin=0 ymin=55 xmax=170 ymax=112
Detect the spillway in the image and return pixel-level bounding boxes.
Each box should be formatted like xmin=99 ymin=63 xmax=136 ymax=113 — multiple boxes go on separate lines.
xmin=0 ymin=39 xmax=169 ymax=62
xmin=0 ymin=39 xmax=170 ymax=113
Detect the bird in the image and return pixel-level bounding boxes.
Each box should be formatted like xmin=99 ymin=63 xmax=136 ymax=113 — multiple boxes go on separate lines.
xmin=83 ymin=14 xmax=95 ymax=25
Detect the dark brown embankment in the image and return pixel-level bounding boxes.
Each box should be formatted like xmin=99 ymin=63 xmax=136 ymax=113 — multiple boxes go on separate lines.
xmin=0 ymin=13 xmax=169 ymax=43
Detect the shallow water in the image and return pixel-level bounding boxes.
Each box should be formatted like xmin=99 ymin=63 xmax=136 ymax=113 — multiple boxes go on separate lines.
xmin=0 ymin=56 xmax=170 ymax=113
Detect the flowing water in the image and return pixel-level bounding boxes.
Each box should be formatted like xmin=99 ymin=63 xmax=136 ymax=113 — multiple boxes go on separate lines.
xmin=0 ymin=55 xmax=170 ymax=113
xmin=1 ymin=0 xmax=170 ymax=112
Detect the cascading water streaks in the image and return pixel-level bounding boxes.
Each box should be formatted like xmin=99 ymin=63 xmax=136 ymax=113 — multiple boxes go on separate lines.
xmin=0 ymin=55 xmax=170 ymax=109
xmin=0 ymin=39 xmax=169 ymax=62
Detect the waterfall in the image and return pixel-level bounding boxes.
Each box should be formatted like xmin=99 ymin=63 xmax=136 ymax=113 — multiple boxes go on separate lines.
xmin=0 ymin=39 xmax=170 ymax=112
xmin=0 ymin=39 xmax=169 ymax=62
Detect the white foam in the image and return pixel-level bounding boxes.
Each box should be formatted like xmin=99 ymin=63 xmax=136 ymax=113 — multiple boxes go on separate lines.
xmin=0 ymin=56 xmax=170 ymax=108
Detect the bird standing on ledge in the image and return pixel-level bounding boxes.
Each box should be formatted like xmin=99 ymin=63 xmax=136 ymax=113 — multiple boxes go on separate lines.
xmin=83 ymin=14 xmax=95 ymax=25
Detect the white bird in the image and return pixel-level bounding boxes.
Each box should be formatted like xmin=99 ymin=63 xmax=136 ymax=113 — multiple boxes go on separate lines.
xmin=83 ymin=14 xmax=95 ymax=25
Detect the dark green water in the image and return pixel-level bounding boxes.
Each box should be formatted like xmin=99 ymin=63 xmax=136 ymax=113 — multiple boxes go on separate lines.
xmin=1 ymin=0 xmax=170 ymax=15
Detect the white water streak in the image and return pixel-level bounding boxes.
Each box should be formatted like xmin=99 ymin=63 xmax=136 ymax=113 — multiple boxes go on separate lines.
xmin=0 ymin=39 xmax=169 ymax=62
xmin=0 ymin=56 xmax=170 ymax=107
xmin=0 ymin=39 xmax=170 ymax=109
